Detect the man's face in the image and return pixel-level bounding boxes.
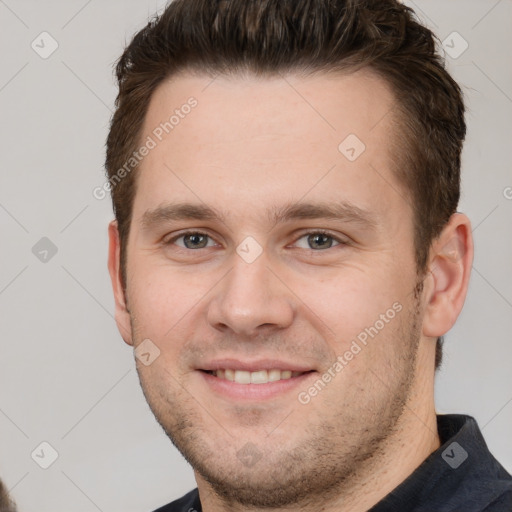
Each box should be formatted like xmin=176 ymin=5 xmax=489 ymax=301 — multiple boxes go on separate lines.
xmin=117 ymin=70 xmax=428 ymax=506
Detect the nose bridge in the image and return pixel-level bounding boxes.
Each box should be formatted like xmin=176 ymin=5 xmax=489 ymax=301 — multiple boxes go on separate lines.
xmin=207 ymin=252 xmax=294 ymax=335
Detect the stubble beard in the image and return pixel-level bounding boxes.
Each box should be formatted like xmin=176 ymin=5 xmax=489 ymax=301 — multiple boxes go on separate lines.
xmin=132 ymin=292 xmax=423 ymax=510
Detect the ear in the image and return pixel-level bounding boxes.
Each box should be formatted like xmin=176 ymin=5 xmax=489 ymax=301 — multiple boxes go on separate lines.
xmin=107 ymin=220 xmax=133 ymax=346
xmin=422 ymin=213 xmax=474 ymax=337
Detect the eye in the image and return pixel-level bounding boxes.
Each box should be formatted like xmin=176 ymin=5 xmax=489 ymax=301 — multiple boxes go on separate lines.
xmin=164 ymin=230 xmax=347 ymax=252
xmin=293 ymin=231 xmax=344 ymax=250
xmin=166 ymin=231 xmax=217 ymax=249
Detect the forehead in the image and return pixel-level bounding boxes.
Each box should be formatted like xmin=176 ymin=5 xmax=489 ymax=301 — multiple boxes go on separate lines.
xmin=143 ymin=68 xmax=397 ymax=147
xmin=133 ymin=69 xmax=408 ymax=225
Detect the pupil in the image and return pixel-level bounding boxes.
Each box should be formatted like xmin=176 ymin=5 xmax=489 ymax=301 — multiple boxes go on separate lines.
xmin=185 ymin=234 xmax=206 ymax=248
xmin=309 ymin=233 xmax=331 ymax=250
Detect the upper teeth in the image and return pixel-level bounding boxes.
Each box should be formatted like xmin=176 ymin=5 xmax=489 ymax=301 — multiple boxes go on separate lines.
xmin=213 ymin=369 xmax=303 ymax=384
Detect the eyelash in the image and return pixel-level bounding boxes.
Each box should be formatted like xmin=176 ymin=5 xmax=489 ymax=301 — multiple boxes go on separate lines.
xmin=163 ymin=229 xmax=348 ymax=251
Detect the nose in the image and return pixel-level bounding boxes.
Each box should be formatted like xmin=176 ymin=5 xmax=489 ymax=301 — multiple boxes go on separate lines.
xmin=206 ymin=253 xmax=295 ymax=337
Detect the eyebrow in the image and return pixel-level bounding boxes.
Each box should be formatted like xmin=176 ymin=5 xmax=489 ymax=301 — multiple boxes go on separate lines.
xmin=268 ymin=201 xmax=377 ymax=229
xmin=140 ymin=201 xmax=378 ymax=231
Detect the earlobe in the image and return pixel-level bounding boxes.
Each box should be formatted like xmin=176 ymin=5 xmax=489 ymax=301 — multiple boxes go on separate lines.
xmin=422 ymin=213 xmax=474 ymax=338
xmin=107 ymin=220 xmax=134 ymax=346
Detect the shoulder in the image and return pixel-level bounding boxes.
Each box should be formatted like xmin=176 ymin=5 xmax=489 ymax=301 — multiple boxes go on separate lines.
xmin=481 ymin=489 xmax=512 ymax=511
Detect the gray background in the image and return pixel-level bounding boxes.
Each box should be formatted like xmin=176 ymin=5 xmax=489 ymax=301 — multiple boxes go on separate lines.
xmin=0 ymin=1 xmax=511 ymax=510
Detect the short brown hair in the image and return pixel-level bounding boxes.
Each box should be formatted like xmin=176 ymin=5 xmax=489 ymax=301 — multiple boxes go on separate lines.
xmin=0 ymin=479 xmax=16 ymax=512
xmin=105 ymin=0 xmax=466 ymax=370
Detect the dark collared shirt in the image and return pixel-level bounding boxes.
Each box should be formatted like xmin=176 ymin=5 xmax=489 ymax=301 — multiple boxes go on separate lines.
xmin=153 ymin=414 xmax=512 ymax=512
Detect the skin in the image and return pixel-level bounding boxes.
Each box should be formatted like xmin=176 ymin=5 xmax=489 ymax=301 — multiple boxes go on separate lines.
xmin=108 ymin=69 xmax=473 ymax=512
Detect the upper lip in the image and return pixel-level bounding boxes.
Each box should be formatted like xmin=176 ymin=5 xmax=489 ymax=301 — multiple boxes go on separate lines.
xmin=198 ymin=359 xmax=315 ymax=373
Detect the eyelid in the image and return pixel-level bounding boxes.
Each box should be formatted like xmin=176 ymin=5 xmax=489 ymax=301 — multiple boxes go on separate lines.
xmin=162 ymin=229 xmax=220 ymax=248
xmin=290 ymin=229 xmax=349 ymax=249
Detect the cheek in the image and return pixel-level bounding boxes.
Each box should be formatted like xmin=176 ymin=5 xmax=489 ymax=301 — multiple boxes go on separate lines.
xmin=128 ymin=264 xmax=207 ymax=339
xmin=293 ymin=269 xmax=406 ymax=345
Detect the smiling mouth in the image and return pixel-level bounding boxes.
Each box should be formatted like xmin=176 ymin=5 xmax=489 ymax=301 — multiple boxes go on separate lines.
xmin=202 ymin=369 xmax=313 ymax=384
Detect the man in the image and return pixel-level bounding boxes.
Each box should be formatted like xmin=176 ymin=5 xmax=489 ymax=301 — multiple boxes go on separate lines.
xmin=105 ymin=0 xmax=512 ymax=510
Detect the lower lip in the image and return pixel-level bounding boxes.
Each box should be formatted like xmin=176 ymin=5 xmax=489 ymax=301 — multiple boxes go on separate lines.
xmin=199 ymin=371 xmax=316 ymax=401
